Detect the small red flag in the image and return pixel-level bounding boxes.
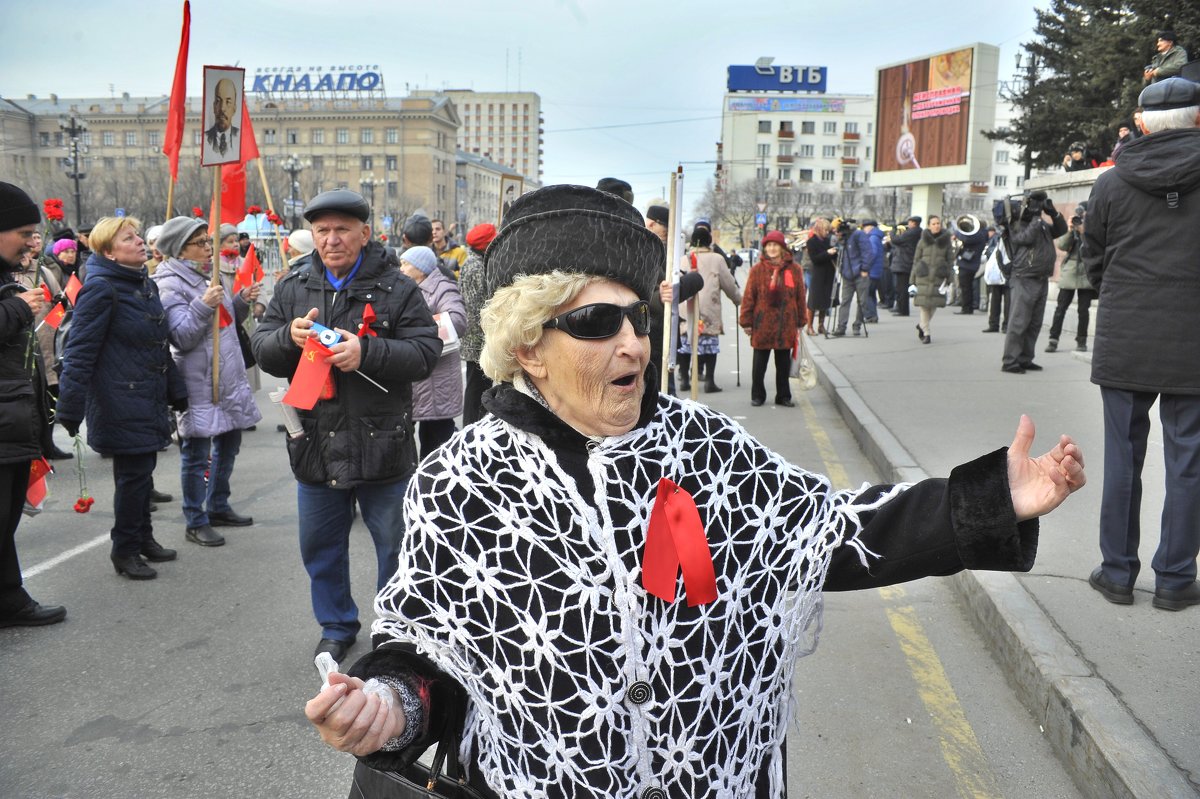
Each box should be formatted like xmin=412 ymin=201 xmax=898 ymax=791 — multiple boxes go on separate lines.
xmin=283 ymin=337 xmax=334 ymax=410
xmin=64 ymin=274 xmax=83 ymax=305
xmin=642 ymin=478 xmax=718 ymax=606
xmin=162 ymin=1 xmax=191 ymax=180
xmin=43 ymin=302 xmax=67 ymax=330
xmin=235 ymin=244 xmax=261 ymax=290
xmin=26 ymin=457 xmax=52 ymax=508
xmin=217 ymin=304 xmax=233 ymax=329
xmin=358 ymin=303 xmax=378 ymax=337
xmin=41 ymin=284 xmax=52 ymax=302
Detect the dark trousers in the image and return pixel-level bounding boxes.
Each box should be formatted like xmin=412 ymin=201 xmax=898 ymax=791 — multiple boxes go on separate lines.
xmin=1048 ymin=288 xmax=1097 ymax=343
xmin=881 ymin=270 xmax=896 ymax=307
xmin=986 ymin=284 xmax=1010 ymax=330
xmin=1099 ymin=387 xmax=1200 ymax=590
xmin=957 ymin=269 xmax=977 ymax=312
xmin=0 ymin=461 xmax=32 ymax=614
xmin=751 ymin=348 xmax=791 ymax=404
xmin=1002 ymin=276 xmax=1047 ymax=368
xmin=111 ymin=451 xmax=157 ymax=558
xmin=462 ymin=360 xmax=493 ymax=426
xmin=892 ymin=272 xmax=911 ymax=315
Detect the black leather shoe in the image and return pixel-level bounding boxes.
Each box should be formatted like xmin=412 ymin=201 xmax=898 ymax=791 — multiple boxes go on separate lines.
xmin=982 ymin=326 xmax=999 ymax=333
xmin=750 ymin=398 xmax=765 ymax=407
xmin=776 ymin=398 xmax=796 ymax=408
xmin=111 ymin=554 xmax=158 ymax=580
xmin=1022 ymin=362 xmax=1044 ymax=371
xmin=1152 ymin=582 xmax=1200 ymax=611
xmin=1002 ymin=365 xmax=1026 ymax=374
xmin=149 ymin=503 xmax=159 ymax=513
xmin=954 ymin=309 xmax=973 ymax=315
xmin=0 ymin=600 xmax=67 ymax=628
xmin=314 ymin=636 xmax=355 ymax=665
xmin=140 ymin=538 xmax=178 ymax=562
xmin=186 ymin=524 xmax=226 ymax=547
xmin=149 ymin=489 xmax=174 ymax=503
xmin=1089 ymin=567 xmax=1133 ymax=605
xmin=704 ymin=383 xmax=723 ymax=394
xmin=207 ymin=510 xmax=253 ymax=527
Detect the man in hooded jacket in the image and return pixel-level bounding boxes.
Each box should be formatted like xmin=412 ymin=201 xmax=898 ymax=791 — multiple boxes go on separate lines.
xmin=1083 ymin=77 xmax=1200 ymax=612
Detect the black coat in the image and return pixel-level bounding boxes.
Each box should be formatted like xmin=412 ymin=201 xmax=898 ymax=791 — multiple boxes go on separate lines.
xmin=252 ymin=241 xmax=441 ymax=487
xmin=56 ymin=254 xmax=187 ymax=455
xmin=1084 ymin=127 xmax=1200 ymax=393
xmin=0 ymin=262 xmax=42 ymax=466
xmin=888 ymin=225 xmax=921 ymax=273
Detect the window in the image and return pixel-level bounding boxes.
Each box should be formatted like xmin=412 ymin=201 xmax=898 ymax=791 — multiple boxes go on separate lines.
xmin=385 ymin=127 xmax=398 ymax=144
xmin=1015 ymin=176 xmax=1025 ymax=188
xmin=757 ymin=120 xmax=771 ymax=133
xmin=38 ymin=132 xmax=50 ymax=147
xmin=822 ymin=145 xmax=837 ymax=157
xmin=387 ymin=180 xmax=398 ymax=197
xmin=823 ymin=121 xmax=837 ymax=134
xmin=125 ymin=131 xmax=137 ymax=146
xmin=778 ymin=168 xmax=791 ymax=180
xmin=82 ymin=132 xmax=92 ymax=147
xmin=265 ymin=156 xmax=276 ymax=169
xmin=103 ymin=157 xmax=115 ymax=169
xmin=191 ymin=130 xmax=201 ymax=146
xmin=821 ymin=169 xmax=835 ymax=182
xmin=287 ymin=129 xmax=300 ymax=145
xmin=799 ymin=192 xmax=813 ymax=204
xmin=756 ymin=167 xmax=770 ymax=179
xmin=126 ymin=157 xmax=137 ymax=169
xmin=336 ymin=128 xmax=349 ymax=144
xmin=361 ymin=156 xmax=373 ymax=170
xmin=386 ymin=156 xmax=397 ymax=170
xmin=819 ymin=192 xmax=834 ymax=204
xmin=779 ymin=142 xmax=792 ymax=156
xmin=757 ymin=144 xmax=770 ymax=158
xmin=264 ymin=129 xmax=277 ymax=144
xmin=335 ymin=156 xmax=349 ymax=171
xmin=843 ymin=170 xmax=857 ymax=183
xmin=843 ymin=145 xmax=857 ymax=157
xmin=147 ymin=131 xmax=160 ymax=148
xmin=312 ymin=128 xmax=325 ymax=144
xmin=995 ymin=150 xmax=1009 ymax=163
xmin=994 ymin=175 xmax=1008 ymax=188
xmin=801 ymin=121 xmax=815 ymax=135
xmin=799 ymin=169 xmax=814 ymax=181
xmin=310 ymin=155 xmax=324 ymax=171
xmin=780 ymin=121 xmax=793 ymax=133
xmin=103 ymin=131 xmax=115 ymax=146
xmin=361 ymin=128 xmax=374 ymax=144
xmin=845 ymin=122 xmax=859 ymax=133
xmin=799 ymin=144 xmax=814 ymax=157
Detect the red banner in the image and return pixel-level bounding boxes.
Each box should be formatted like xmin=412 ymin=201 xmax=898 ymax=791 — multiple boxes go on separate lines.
xmin=162 ymin=1 xmax=191 ymax=179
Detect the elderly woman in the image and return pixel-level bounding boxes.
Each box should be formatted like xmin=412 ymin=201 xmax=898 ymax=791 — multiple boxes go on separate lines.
xmin=151 ymin=217 xmax=262 ymax=548
xmin=304 ymin=185 xmax=1085 ymax=799
xmin=56 ymin=217 xmax=188 ymax=581
xmin=739 ymin=230 xmax=807 ymax=408
xmin=398 ymin=245 xmax=467 ymax=457
xmin=910 ymin=215 xmax=955 ymax=344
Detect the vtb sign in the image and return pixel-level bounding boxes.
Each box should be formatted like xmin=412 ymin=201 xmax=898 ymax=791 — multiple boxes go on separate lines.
xmin=727 ymin=58 xmax=827 ymax=93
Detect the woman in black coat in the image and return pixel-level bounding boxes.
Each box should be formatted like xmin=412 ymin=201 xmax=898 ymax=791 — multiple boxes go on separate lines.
xmin=804 ymin=218 xmax=838 ymax=334
xmin=56 ymin=217 xmax=188 ymax=581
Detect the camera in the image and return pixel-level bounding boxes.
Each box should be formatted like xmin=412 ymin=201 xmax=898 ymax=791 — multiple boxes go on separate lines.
xmin=1070 ymin=215 xmax=1082 ymax=226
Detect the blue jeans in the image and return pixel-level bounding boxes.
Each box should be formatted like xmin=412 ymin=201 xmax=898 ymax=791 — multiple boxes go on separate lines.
xmin=180 ymin=430 xmax=243 ymax=528
xmin=296 ymin=478 xmax=409 ymax=642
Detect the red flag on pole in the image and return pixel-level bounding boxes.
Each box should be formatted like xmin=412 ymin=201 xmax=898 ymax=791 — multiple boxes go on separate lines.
xmin=217 ymin=304 xmax=233 ymax=329
xmin=217 ymin=161 xmax=247 ymax=226
xmin=64 ymin=274 xmax=83 ymax=305
xmin=26 ymin=457 xmax=52 ymax=509
xmin=239 ymin=98 xmax=260 ymax=162
xmin=235 ymin=244 xmax=261 ymax=290
xmin=41 ymin=284 xmax=52 ymax=302
xmin=43 ymin=302 xmax=67 ymax=330
xmin=283 ymin=337 xmax=334 ymax=410
xmin=161 ymin=1 xmax=191 ymax=180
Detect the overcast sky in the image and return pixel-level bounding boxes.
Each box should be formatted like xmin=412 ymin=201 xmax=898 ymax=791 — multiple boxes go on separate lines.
xmin=1 ymin=0 xmax=1044 ymax=216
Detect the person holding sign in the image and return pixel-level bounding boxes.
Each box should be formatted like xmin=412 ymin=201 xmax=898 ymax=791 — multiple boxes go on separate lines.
xmin=251 ymin=189 xmax=440 ymax=666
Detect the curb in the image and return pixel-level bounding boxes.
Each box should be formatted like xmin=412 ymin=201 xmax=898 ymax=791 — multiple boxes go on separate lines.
xmin=808 ymin=341 xmax=1197 ymax=799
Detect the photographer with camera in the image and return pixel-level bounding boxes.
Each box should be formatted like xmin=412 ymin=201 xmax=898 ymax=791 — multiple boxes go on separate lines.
xmin=1045 ymin=208 xmax=1095 ymax=353
xmin=1001 ymin=190 xmax=1067 ymax=374
xmin=832 ymin=219 xmax=871 ymax=337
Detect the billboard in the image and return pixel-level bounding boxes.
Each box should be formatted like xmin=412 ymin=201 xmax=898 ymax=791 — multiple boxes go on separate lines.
xmin=727 ymin=62 xmax=827 ymax=93
xmin=871 ymin=44 xmax=998 ymax=187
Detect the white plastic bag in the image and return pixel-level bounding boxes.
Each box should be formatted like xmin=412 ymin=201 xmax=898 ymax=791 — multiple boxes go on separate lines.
xmin=790 ymin=335 xmax=818 ymax=391
xmin=433 ymin=312 xmax=460 ymax=355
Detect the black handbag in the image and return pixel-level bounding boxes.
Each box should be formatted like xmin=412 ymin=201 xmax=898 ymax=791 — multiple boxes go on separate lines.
xmin=235 ymin=321 xmax=256 ymax=369
xmin=347 ymin=722 xmax=489 ymax=799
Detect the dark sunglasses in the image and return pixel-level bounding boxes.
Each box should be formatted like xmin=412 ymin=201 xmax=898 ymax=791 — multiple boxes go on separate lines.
xmin=542 ymin=300 xmax=651 ymax=340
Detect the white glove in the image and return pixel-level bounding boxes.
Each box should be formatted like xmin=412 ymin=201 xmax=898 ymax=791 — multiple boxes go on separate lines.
xmin=908 ymin=284 xmax=918 ymax=297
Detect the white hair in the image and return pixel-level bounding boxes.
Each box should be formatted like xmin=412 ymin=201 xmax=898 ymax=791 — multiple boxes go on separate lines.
xmin=1142 ymin=105 xmax=1200 ymax=133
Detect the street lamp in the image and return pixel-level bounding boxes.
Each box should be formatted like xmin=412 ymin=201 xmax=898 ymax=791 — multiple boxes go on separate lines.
xmin=58 ymin=116 xmax=88 ymax=228
xmin=359 ymin=172 xmax=383 ymax=233
xmin=281 ymin=153 xmax=310 ymax=230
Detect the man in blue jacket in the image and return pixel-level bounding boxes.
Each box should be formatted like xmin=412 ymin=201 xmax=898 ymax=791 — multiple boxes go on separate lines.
xmin=0 ymin=183 xmax=66 ymax=628
xmin=252 ymin=190 xmax=442 ymax=664
xmin=833 ymin=221 xmax=873 ymax=336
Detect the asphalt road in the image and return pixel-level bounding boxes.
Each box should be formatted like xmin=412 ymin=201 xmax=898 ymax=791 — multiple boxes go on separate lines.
xmin=1 ymin=368 xmax=1082 ymax=798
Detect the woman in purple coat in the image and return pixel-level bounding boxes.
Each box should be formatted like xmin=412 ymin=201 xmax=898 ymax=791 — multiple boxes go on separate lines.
xmin=151 ymin=217 xmax=262 ymax=548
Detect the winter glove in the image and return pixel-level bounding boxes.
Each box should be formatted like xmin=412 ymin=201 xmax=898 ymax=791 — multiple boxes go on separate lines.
xmin=61 ymin=418 xmax=80 ymax=438
xmin=1042 ymin=198 xmax=1057 ymax=216
xmin=908 ymin=284 xmax=918 ymax=297
xmin=170 ymin=397 xmax=189 ymax=413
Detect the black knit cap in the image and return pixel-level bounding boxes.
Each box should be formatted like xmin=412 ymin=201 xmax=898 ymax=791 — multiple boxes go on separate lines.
xmin=485 ymin=184 xmax=665 ymax=303
xmin=0 ymin=182 xmax=40 ymax=232
xmin=646 ymin=204 xmax=669 ymax=226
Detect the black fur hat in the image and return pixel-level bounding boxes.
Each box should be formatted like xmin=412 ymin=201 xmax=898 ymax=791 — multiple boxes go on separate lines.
xmin=485 ymin=184 xmax=665 ymax=302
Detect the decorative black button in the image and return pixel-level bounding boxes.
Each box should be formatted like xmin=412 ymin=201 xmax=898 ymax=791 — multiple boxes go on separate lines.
xmin=642 ymin=788 xmax=666 ymax=799
xmin=627 ymin=680 xmax=652 ymax=705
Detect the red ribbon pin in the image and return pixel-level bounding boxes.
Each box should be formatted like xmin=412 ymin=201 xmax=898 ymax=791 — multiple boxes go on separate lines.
xmin=642 ymin=478 xmax=717 ymax=606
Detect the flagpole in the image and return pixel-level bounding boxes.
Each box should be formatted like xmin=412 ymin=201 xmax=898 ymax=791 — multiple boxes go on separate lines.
xmin=211 ymin=167 xmax=222 ymax=405
xmin=659 ymin=167 xmax=681 ymax=394
xmin=166 ymin=177 xmax=176 ymax=218
xmin=253 ymin=159 xmax=289 ymax=274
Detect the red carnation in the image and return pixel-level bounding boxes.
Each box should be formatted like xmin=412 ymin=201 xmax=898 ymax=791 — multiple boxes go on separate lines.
xmin=247 ymin=204 xmax=263 ymax=215
xmin=266 ymin=211 xmax=283 ymax=226
xmin=192 ymin=206 xmax=204 ymax=217
xmin=43 ymin=198 xmax=65 ymax=222
xmin=379 ymin=234 xmax=388 ymax=242
xmin=220 ymin=248 xmax=240 ymax=258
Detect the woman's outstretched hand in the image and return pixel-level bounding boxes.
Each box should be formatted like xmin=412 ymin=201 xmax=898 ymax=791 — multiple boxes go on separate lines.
xmin=1007 ymin=414 xmax=1086 ymax=522
xmin=305 ymin=672 xmax=405 ymax=756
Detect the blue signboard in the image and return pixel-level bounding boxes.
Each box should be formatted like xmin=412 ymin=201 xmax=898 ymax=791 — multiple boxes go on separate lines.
xmin=727 ymin=97 xmax=845 ymax=113
xmin=755 ymin=213 xmax=768 ymax=226
xmin=114 ymin=208 xmax=125 ymax=218
xmin=728 ymin=64 xmax=827 ymax=93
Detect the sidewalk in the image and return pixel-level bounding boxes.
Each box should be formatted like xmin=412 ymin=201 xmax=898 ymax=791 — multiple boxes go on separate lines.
xmin=804 ymin=300 xmax=1199 ymax=799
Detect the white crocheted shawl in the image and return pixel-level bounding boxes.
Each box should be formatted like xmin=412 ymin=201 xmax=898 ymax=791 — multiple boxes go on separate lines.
xmin=373 ymin=394 xmax=902 ymax=798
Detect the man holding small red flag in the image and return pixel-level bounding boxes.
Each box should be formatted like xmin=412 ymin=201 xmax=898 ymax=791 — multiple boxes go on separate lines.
xmin=0 ymin=182 xmax=66 ymax=628
xmin=252 ymin=189 xmax=440 ymax=666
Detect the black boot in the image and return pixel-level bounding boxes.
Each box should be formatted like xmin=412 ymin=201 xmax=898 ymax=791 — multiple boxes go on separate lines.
xmin=702 ymin=354 xmax=722 ymax=393
xmin=111 ymin=554 xmax=157 ymax=580
xmin=678 ymin=357 xmax=691 ymax=392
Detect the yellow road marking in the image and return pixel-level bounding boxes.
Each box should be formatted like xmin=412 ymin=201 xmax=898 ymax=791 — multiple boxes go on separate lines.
xmin=800 ymin=391 xmax=1001 ymax=798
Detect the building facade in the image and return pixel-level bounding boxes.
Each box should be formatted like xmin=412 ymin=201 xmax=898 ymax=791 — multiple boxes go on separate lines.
xmin=437 ymin=89 xmax=544 ymax=185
